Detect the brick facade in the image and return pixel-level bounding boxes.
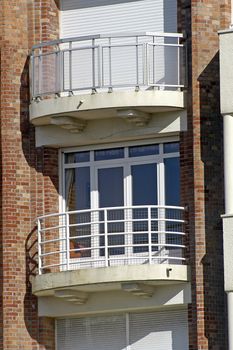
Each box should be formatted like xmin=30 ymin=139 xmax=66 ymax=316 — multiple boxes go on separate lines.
xmin=178 ymin=0 xmax=231 ymax=348
xmin=0 ymin=0 xmax=231 ymax=348
xmin=0 ymin=0 xmax=59 ymax=348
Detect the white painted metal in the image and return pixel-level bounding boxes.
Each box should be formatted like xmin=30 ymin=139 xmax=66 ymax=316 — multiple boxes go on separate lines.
xmin=31 ymin=32 xmax=184 ymax=97
xmin=56 ymin=309 xmax=188 ymax=350
xmin=37 ymin=204 xmax=186 ymax=274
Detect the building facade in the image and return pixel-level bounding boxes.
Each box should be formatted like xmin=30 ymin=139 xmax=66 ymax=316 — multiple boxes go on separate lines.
xmin=0 ymin=0 xmax=231 ymax=349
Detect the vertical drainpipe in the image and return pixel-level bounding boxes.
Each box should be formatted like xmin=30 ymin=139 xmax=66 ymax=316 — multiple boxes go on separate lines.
xmin=223 ymin=114 xmax=233 ymax=350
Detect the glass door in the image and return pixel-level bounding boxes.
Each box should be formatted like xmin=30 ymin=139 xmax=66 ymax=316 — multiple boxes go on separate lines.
xmin=96 ymin=166 xmax=125 ymax=265
xmin=131 ymin=163 xmax=159 ymax=261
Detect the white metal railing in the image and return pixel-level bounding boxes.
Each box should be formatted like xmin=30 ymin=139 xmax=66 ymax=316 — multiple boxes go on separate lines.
xmin=37 ymin=205 xmax=187 ymax=274
xmin=30 ymin=32 xmax=186 ymax=99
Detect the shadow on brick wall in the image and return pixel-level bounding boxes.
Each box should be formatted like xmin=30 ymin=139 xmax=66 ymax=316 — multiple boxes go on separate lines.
xmin=198 ymin=52 xmax=228 ymax=349
xmin=20 ymin=57 xmax=56 ymax=349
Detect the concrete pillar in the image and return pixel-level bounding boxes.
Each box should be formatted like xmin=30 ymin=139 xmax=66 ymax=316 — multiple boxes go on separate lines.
xmin=228 ymin=293 xmax=233 ymax=350
xmin=223 ymin=114 xmax=233 ymax=214
xmin=223 ymin=114 xmax=233 ymax=350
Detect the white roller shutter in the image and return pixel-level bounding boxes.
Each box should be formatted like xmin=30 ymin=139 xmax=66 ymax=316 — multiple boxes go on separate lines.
xmin=129 ymin=309 xmax=189 ymax=350
xmin=60 ymin=0 xmax=177 ymax=38
xmin=60 ymin=1 xmax=178 ymax=91
xmin=57 ymin=314 xmax=127 ymax=350
xmin=56 ymin=309 xmax=188 ymax=350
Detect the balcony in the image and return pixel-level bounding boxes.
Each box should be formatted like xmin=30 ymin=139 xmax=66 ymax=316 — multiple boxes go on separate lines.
xmin=29 ymin=32 xmax=187 ymax=146
xmin=33 ymin=205 xmax=189 ymax=297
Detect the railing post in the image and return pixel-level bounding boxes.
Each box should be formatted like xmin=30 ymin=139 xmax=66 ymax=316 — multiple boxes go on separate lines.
xmin=148 ymin=206 xmax=152 ymax=264
xmin=108 ymin=37 xmax=112 ymax=92
xmin=98 ymin=44 xmax=102 ymax=88
xmin=104 ymin=209 xmax=108 ymax=267
xmin=135 ymin=36 xmax=139 ymax=90
xmin=158 ymin=206 xmax=166 ymax=262
xmin=177 ymin=37 xmax=180 ymax=88
xmin=60 ymin=49 xmax=64 ymax=93
xmin=37 ymin=218 xmax=42 ymax=275
xmin=143 ymin=43 xmax=148 ymax=86
xmin=38 ymin=47 xmax=42 ymax=95
xmin=152 ymin=36 xmax=155 ymax=86
xmin=65 ymin=213 xmax=70 ymax=271
xmin=30 ymin=52 xmax=34 ymax=100
xmin=92 ymin=38 xmax=96 ymax=93
xmin=69 ymin=41 xmax=73 ymax=93
xmin=55 ymin=44 xmax=60 ymax=95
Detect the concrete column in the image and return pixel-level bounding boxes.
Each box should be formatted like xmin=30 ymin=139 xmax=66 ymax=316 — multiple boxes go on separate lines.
xmin=228 ymin=293 xmax=233 ymax=350
xmin=223 ymin=114 xmax=233 ymax=350
xmin=223 ymin=114 xmax=233 ymax=214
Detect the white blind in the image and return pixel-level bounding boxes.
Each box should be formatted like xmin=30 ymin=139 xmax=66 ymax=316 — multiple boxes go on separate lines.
xmin=129 ymin=309 xmax=189 ymax=350
xmin=56 ymin=309 xmax=188 ymax=350
xmin=57 ymin=314 xmax=127 ymax=350
xmin=60 ymin=0 xmax=178 ymax=91
xmin=60 ymin=0 xmax=172 ymax=38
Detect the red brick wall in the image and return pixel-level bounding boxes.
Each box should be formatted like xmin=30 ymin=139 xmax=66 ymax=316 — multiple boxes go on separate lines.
xmin=0 ymin=0 xmax=59 ymax=348
xmin=0 ymin=0 xmax=231 ymax=348
xmin=178 ymin=0 xmax=231 ymax=348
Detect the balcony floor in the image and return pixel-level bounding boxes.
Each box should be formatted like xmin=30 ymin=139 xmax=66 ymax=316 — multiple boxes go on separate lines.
xmin=32 ymin=263 xmax=190 ymax=297
xmin=30 ymin=89 xmax=186 ymax=126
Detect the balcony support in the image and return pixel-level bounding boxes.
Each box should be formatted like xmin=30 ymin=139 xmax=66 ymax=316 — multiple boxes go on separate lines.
xmin=121 ymin=283 xmax=154 ymax=298
xmin=50 ymin=116 xmax=87 ymax=133
xmin=116 ymin=109 xmax=151 ymax=127
xmin=54 ymin=290 xmax=88 ymax=305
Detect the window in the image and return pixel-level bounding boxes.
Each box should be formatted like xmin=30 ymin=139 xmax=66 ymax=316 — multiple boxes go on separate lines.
xmin=62 ymin=141 xmax=181 ymax=266
xmin=56 ymin=309 xmax=188 ymax=350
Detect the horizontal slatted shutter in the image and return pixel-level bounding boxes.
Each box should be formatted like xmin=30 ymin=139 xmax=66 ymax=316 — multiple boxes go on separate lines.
xmin=60 ymin=0 xmax=177 ymax=91
xmin=61 ymin=0 xmax=170 ymax=38
xmin=56 ymin=314 xmax=127 ymax=350
xmin=129 ymin=309 xmax=188 ymax=350
xmin=56 ymin=308 xmax=188 ymax=350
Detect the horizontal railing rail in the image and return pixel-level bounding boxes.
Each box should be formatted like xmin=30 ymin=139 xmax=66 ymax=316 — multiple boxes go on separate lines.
xmin=30 ymin=32 xmax=186 ymax=99
xmin=37 ymin=205 xmax=187 ymax=274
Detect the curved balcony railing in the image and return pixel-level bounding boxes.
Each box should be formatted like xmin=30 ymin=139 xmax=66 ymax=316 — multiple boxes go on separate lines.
xmin=37 ymin=205 xmax=187 ymax=274
xmin=30 ymin=32 xmax=185 ymax=99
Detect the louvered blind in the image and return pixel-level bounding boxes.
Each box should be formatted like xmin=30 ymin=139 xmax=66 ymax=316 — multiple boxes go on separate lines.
xmin=60 ymin=0 xmax=176 ymax=38
xmin=56 ymin=309 xmax=188 ymax=350
xmin=60 ymin=0 xmax=178 ymax=91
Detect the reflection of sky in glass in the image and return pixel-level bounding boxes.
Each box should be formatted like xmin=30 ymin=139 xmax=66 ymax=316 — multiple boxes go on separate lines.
xmin=65 ymin=151 xmax=90 ymax=163
xmin=165 ymin=157 xmax=180 ymax=205
xmin=132 ymin=163 xmax=157 ymax=205
xmin=98 ymin=167 xmax=124 ymax=207
xmin=95 ymin=148 xmax=124 ymax=161
xmin=129 ymin=144 xmax=159 ymax=157
xmin=164 ymin=142 xmax=179 ymax=153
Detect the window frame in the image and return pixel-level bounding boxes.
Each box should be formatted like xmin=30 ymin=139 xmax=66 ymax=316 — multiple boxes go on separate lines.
xmin=60 ymin=138 xmax=180 ymax=213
